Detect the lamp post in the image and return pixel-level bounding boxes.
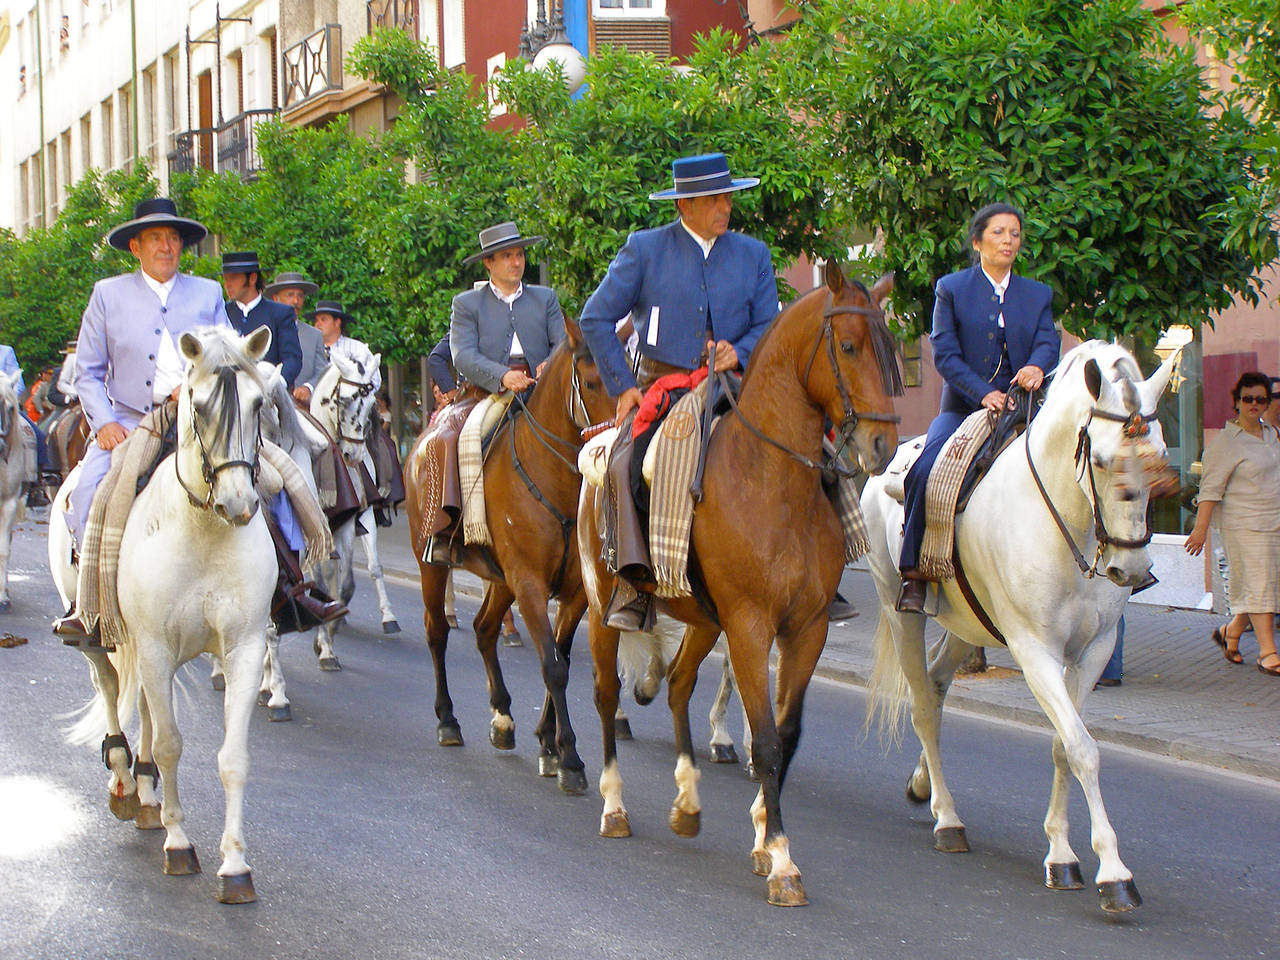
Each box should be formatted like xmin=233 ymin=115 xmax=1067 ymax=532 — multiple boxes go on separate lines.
xmin=518 ymin=0 xmax=586 ymax=94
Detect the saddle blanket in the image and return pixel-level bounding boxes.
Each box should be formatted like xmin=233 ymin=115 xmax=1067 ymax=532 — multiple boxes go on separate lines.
xmin=919 ymin=408 xmax=995 ymax=581
xmin=458 ymin=392 xmax=514 ymax=547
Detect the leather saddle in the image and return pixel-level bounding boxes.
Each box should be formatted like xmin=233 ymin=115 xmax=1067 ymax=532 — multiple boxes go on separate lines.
xmin=954 ymin=386 xmax=1044 ymax=514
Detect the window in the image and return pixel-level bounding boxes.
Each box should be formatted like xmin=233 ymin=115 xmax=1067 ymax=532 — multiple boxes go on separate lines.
xmin=80 ymin=113 xmax=92 ymax=173
xmin=118 ymin=83 xmax=131 ymax=165
xmin=100 ymin=96 xmax=113 ymax=169
xmin=487 ymin=52 xmax=506 ymax=118
xmin=142 ymin=65 xmax=157 ymax=163
xmin=902 ymin=337 xmax=922 ymax=389
xmin=18 ymin=159 xmax=31 ymax=233
xmin=163 ymin=48 xmax=180 ymax=138
xmin=60 ymin=129 xmax=72 ymax=198
xmin=594 ymin=0 xmax=662 ymax=15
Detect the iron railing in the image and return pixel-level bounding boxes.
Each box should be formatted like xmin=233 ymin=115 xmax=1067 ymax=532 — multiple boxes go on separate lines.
xmin=283 ymin=24 xmax=343 ymax=108
xmin=167 ymin=127 xmax=216 ymax=176
xmin=216 ymin=108 xmax=277 ymax=179
xmin=367 ymin=0 xmax=418 ymax=36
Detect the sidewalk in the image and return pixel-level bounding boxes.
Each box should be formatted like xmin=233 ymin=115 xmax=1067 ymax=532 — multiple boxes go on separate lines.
xmin=375 ymin=516 xmax=1280 ymax=783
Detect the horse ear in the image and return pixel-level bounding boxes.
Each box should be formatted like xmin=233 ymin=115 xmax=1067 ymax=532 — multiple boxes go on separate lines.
xmin=563 ymin=312 xmax=582 ymax=348
xmin=370 ymin=353 xmax=382 ymax=371
xmin=823 ymin=259 xmax=846 ymax=294
xmin=1083 ymin=358 xmax=1103 ymax=400
xmin=179 ymin=331 xmax=203 ymax=363
xmin=869 ymin=271 xmax=894 ymax=306
xmin=244 ymin=325 xmax=273 ymax=362
xmin=7 ymin=370 xmax=21 ymax=392
xmin=1140 ymin=346 xmax=1181 ymax=411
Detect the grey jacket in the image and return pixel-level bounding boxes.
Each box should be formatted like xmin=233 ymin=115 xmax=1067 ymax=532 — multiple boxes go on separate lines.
xmin=449 ymin=283 xmax=564 ymax=394
xmin=296 ymin=321 xmax=329 ymax=391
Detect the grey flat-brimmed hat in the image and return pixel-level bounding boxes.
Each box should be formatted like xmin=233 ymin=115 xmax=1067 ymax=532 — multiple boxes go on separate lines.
xmin=264 ymin=271 xmax=320 ymax=297
xmin=462 ymin=221 xmax=545 ymax=266
xmin=648 ymin=152 xmax=759 ymax=201
xmin=106 ymin=197 xmax=208 ymax=251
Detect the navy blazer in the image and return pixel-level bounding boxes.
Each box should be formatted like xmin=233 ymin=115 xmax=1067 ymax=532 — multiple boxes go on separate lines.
xmin=579 ymin=219 xmax=779 ymax=397
xmin=427 ymin=338 xmax=457 ymax=392
xmin=226 ymin=297 xmax=304 ymax=388
xmin=931 ymin=265 xmax=1059 ymax=415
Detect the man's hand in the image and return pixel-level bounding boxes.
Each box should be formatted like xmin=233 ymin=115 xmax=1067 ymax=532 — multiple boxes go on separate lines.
xmin=1012 ymin=364 xmax=1045 ymax=392
xmin=96 ymin=421 xmax=129 ymax=450
xmin=708 ymin=339 xmax=739 ymax=374
xmin=981 ymin=390 xmax=1009 ymax=413
xmin=501 ymin=368 xmax=536 ymax=392
xmin=293 ymin=385 xmax=312 ymax=403
xmin=535 ymin=360 xmax=548 ymax=378
xmin=614 ymin=387 xmax=644 ymax=424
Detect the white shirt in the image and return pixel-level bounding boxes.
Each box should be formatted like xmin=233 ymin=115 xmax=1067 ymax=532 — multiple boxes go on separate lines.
xmin=981 ymin=266 xmax=1011 ymax=328
xmin=141 ymin=270 xmax=185 ymax=402
xmin=680 ymin=219 xmax=716 ymax=259
xmin=489 ymin=281 xmax=526 ymax=356
xmin=234 ymin=293 xmax=262 ymax=317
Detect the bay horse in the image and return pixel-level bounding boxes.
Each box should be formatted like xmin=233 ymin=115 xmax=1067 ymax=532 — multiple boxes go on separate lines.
xmin=63 ymin=326 xmax=276 ymax=903
xmin=860 ymin=340 xmax=1178 ymax=914
xmin=0 ymin=370 xmax=29 ymax=612
xmin=577 ymin=262 xmax=900 ymax=905
xmin=403 ymin=316 xmax=615 ymax=794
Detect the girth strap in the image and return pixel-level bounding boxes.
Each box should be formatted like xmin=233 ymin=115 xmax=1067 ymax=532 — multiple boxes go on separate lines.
xmin=101 ymin=733 xmax=132 ymax=772
xmin=952 ymin=546 xmax=1007 ymax=646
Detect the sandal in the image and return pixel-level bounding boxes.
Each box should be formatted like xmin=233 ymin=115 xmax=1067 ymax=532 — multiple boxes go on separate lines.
xmin=1257 ymin=653 xmax=1280 ymax=677
xmin=1212 ymin=626 xmax=1245 ymax=665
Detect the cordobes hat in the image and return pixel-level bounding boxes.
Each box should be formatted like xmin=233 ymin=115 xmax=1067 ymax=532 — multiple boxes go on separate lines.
xmin=648 ymin=152 xmax=759 ymax=201
xmin=221 ymin=251 xmax=262 ymax=275
xmin=264 ymin=271 xmax=320 ymax=297
xmin=463 ymin=222 xmax=545 ymax=266
xmin=304 ymin=299 xmax=354 ymax=326
xmin=106 ymin=197 xmax=207 ymax=252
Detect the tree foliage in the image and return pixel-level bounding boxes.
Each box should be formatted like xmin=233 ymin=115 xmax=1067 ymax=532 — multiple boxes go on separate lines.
xmin=780 ymin=0 xmax=1278 ymax=339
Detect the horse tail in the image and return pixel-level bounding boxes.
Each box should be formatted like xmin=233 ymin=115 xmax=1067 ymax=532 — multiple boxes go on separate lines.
xmin=65 ymin=643 xmax=141 ymax=749
xmin=617 ymin=617 xmax=684 ymax=706
xmin=864 ymin=610 xmax=909 ymax=750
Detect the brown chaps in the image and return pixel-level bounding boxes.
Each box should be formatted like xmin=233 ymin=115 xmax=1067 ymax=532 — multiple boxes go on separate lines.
xmin=417 ymin=395 xmax=479 ymax=540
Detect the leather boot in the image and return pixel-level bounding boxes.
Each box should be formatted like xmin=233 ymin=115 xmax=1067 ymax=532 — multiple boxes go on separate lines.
xmin=604 ymin=578 xmax=654 ymax=632
xmin=293 ymin=588 xmax=348 ymax=625
xmin=425 ymin=535 xmax=455 ymax=567
xmin=895 ymin=578 xmax=927 ymax=614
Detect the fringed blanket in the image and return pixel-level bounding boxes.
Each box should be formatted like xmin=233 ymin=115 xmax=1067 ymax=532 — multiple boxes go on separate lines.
xmin=649 ymin=383 xmax=710 ymax=598
xmin=459 ymin=396 xmax=497 ymax=547
xmin=918 ymin=408 xmax=995 ymax=581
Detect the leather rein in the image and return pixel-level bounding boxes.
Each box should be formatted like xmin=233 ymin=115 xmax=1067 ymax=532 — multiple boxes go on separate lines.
xmin=175 ymin=371 xmax=262 ymax=510
xmin=326 ymin=374 xmax=376 ymax=446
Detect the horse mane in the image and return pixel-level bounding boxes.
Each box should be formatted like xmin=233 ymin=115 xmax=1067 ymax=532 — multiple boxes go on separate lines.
xmin=183 ymin=326 xmax=268 ymax=453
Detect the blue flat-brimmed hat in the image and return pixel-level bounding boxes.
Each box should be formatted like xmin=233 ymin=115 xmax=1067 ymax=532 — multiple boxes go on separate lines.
xmin=221 ymin=251 xmax=261 ymax=274
xmin=106 ymin=197 xmax=208 ymax=251
xmin=648 ymin=152 xmax=760 ymax=201
xmin=463 ymin=221 xmax=545 ymax=266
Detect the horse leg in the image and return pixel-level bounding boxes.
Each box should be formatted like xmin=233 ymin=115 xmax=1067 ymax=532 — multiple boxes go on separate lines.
xmin=356 ymin=518 xmax=400 ymax=634
xmin=707 ymin=646 xmax=739 ymax=764
xmin=473 ymin=582 xmax=516 ymax=751
xmin=523 ymin=586 xmax=586 ymax=795
xmin=259 ymin=625 xmax=291 ymax=722
xmin=905 ymin=632 xmax=972 ymax=805
xmin=444 ymin=571 xmax=459 ymax=629
xmin=313 ymin=522 xmax=353 ymax=671
xmin=1015 ymin=640 xmax=1140 ymax=913
xmin=80 ymin=648 xmax=138 ymax=820
xmin=134 ymin=690 xmax=163 ymax=831
xmin=665 ymin=625 xmax=722 ymax=838
xmin=0 ymin=495 xmax=18 ymax=611
xmin=208 ymin=652 xmax=226 ymax=691
xmin=213 ymin=634 xmax=265 ymax=903
xmin=418 ymin=560 xmax=461 ymax=746
xmin=135 ymin=650 xmax=199 ymax=877
xmin=588 ymin=603 xmax=629 ymax=837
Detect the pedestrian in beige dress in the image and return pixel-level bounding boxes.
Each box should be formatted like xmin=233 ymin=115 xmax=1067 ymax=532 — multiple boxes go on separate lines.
xmin=1184 ymin=371 xmax=1280 ymax=675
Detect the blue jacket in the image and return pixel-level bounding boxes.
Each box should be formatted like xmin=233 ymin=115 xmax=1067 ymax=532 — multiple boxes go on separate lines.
xmin=931 ymin=265 xmax=1059 ymax=415
xmin=225 ymin=297 xmax=304 ymax=389
xmin=427 ymin=338 xmax=457 ymax=392
xmin=579 ymin=219 xmax=779 ymax=396
xmin=75 ymin=271 xmax=227 ymax=432
xmin=0 ymin=345 xmax=24 ymax=396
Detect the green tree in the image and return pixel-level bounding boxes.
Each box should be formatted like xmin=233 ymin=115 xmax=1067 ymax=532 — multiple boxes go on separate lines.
xmin=780 ymin=0 xmax=1277 ymax=340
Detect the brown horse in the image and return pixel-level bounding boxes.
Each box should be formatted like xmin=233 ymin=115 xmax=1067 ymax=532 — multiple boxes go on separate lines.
xmin=403 ymin=317 xmax=616 ymax=794
xmin=47 ymin=404 xmax=90 ymax=481
xmin=577 ymin=262 xmax=900 ymax=905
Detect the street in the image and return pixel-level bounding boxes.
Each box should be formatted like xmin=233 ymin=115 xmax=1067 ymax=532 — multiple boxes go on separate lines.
xmin=1 ymin=515 xmax=1277 ymax=960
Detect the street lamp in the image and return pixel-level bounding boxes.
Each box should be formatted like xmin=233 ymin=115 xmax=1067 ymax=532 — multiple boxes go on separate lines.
xmin=519 ymin=0 xmax=586 ymax=94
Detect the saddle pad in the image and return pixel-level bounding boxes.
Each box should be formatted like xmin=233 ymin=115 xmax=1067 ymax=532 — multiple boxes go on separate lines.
xmin=919 ymin=409 xmax=995 ymax=580
xmin=579 ymin=427 xmax=619 ymax=488
xmin=648 ymin=381 xmax=710 ymax=599
xmin=883 ymin=436 xmax=925 ymax=503
xmin=459 ymin=395 xmax=500 ymax=547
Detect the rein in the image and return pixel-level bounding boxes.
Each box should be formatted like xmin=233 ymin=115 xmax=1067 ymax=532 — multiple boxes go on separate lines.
xmin=175 ymin=369 xmax=261 ymax=510
xmin=326 ymin=374 xmax=376 ymax=446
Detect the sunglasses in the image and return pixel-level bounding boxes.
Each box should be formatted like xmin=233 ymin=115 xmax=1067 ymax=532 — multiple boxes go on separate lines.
xmin=1239 ymin=395 xmax=1270 ymax=404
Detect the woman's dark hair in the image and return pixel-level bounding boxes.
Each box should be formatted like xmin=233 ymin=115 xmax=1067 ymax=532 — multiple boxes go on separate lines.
xmin=1231 ymin=371 xmax=1271 ymax=404
xmin=968 ymin=202 xmax=1024 ymax=263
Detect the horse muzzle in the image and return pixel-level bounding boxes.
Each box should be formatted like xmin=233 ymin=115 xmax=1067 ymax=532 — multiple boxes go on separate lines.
xmin=855 ymin=427 xmax=896 ymax=477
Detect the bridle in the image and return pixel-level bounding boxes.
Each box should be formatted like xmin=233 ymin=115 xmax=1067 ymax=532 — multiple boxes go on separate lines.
xmin=326 ymin=373 xmax=376 ymax=446
xmin=724 ymin=289 xmax=901 ymax=476
xmin=175 ymin=367 xmax=262 ymax=510
xmin=1024 ymin=388 xmax=1158 ymax=577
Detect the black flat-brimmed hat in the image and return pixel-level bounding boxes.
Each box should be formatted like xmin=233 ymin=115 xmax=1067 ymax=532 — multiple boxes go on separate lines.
xmin=304 ymin=299 xmax=354 ymax=324
xmin=221 ymin=251 xmax=261 ymax=274
xmin=648 ymin=152 xmax=759 ymax=201
xmin=462 ymin=221 xmax=545 ymax=266
xmin=263 ymin=271 xmax=320 ymax=297
xmin=106 ymin=197 xmax=208 ymax=252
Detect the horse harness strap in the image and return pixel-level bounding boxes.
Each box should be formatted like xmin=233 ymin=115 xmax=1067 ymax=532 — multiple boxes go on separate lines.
xmin=507 ymin=409 xmax=575 ymax=596
xmin=951 ymin=547 xmax=1006 ymax=645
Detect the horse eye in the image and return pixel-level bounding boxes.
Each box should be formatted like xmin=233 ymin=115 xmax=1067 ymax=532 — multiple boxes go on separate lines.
xmin=840 ymin=341 xmax=856 ymax=356
xmin=584 ymin=380 xmax=599 ymax=392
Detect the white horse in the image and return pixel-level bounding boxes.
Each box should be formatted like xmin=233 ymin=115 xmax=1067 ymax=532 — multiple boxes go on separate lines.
xmin=0 ymin=370 xmax=30 ymax=613
xmin=308 ymin=354 xmax=399 ymax=670
xmin=61 ymin=326 xmax=276 ymax=903
xmin=861 ymin=340 xmax=1177 ymax=914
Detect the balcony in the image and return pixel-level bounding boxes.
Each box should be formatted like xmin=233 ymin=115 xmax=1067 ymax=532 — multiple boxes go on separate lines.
xmin=283 ymin=24 xmax=342 ymax=109
xmin=167 ymin=127 xmax=216 ymax=177
xmin=168 ymin=108 xmax=278 ymax=181
xmin=367 ymin=0 xmax=418 ymax=36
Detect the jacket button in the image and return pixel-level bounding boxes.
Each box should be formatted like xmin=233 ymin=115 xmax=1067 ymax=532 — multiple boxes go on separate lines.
xmin=149 ymin=354 xmax=155 ymax=360
xmin=160 ymin=306 xmax=167 ymax=314
xmin=145 ymin=380 xmax=152 ymax=386
xmin=154 ymin=329 xmax=161 ymax=335
xmin=988 ymin=332 xmax=994 ymax=340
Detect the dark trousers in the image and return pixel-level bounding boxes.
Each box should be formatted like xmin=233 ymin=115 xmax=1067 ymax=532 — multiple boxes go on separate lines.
xmin=899 ymin=409 xmax=969 ymax=572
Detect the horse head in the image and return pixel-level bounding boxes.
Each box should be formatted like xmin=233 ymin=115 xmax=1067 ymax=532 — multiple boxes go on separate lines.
xmin=257 ymin=361 xmax=329 ymax=462
xmin=177 ymin=325 xmax=272 ymax=526
xmin=313 ymin=353 xmax=380 ymax=466
xmin=540 ymin=315 xmax=615 ymax=434
xmin=1050 ymin=340 xmax=1179 ymax=588
xmin=806 ymin=261 xmax=902 ymax=475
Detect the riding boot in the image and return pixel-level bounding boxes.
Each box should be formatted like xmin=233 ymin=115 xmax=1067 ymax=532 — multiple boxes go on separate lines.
xmin=895 ymin=577 xmax=928 ymax=615
xmin=604 ymin=575 xmax=655 ymax=632
xmin=266 ymin=512 xmax=348 ymax=632
xmin=424 ymin=532 xmax=456 ymax=567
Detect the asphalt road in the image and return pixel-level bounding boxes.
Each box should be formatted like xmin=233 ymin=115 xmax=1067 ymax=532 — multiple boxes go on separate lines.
xmin=1 ymin=515 xmax=1277 ymax=960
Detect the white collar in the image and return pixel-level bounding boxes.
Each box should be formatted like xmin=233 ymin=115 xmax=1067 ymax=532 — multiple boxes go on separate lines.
xmin=981 ymin=266 xmax=1012 ymax=300
xmin=680 ymin=219 xmax=716 ymax=259
xmin=235 ymin=293 xmax=262 ymax=316
xmin=140 ymin=269 xmax=178 ymax=306
xmin=488 ymin=281 xmax=524 ymax=306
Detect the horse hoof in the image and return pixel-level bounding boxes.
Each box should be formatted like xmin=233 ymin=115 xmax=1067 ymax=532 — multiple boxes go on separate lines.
xmin=905 ymin=779 xmax=930 ymax=805
xmin=268 ymin=705 xmax=292 ymax=723
xmin=312 ymin=637 xmax=321 ymax=656
xmin=767 ymin=874 xmax=808 ymax=907
xmin=745 ymin=762 xmax=760 ymax=783
xmin=437 ymin=723 xmax=464 ymax=747
xmin=211 ymin=674 xmax=226 ymax=692
xmin=537 ymin=753 xmax=559 ymax=777
xmin=1098 ymin=878 xmax=1143 ymax=913
xmin=934 ymin=826 xmax=969 ymax=853
xmin=668 ymin=807 xmax=700 ymax=838
xmin=318 ymin=657 xmax=341 ymax=672
xmin=164 ymin=846 xmax=201 ymax=876
xmin=0 ymin=600 xmax=12 ymax=614
xmin=613 ymin=717 xmax=633 ymax=741
xmin=257 ymin=690 xmax=270 ymax=706
xmin=382 ymin=620 xmax=401 ymax=634
xmin=134 ymin=805 xmax=163 ymax=831
xmin=108 ymin=789 xmax=140 ymax=822
xmin=446 ymin=615 xmax=459 ymax=629
xmin=489 ymin=722 xmax=515 ymax=750
xmin=217 ymin=871 xmax=257 ymax=904
xmin=557 ymin=767 xmax=588 ymax=796
xmin=1045 ymin=861 xmax=1085 ymax=890
xmin=751 ymin=850 xmax=771 ymax=877
xmin=600 ymin=811 xmax=631 ymax=838
xmin=709 ymin=743 xmax=738 ymax=764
